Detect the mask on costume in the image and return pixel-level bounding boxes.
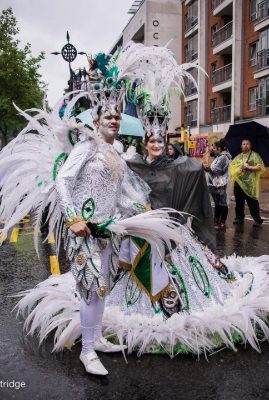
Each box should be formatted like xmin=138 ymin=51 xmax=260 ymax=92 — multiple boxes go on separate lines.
xmin=162 ymin=284 xmax=179 ymax=309
xmin=159 ymin=280 xmax=186 ymax=318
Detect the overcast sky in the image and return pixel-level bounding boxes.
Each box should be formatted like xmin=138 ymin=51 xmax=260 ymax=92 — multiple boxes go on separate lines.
xmin=1 ymin=0 xmax=134 ymax=106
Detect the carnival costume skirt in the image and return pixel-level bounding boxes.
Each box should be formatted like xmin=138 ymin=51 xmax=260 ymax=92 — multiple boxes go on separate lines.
xmin=15 ymin=227 xmax=269 ymax=356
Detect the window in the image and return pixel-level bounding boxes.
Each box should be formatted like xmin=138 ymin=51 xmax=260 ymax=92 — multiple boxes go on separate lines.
xmin=189 ymin=0 xmax=198 ymax=19
xmin=185 ymin=34 xmax=198 ymax=61
xmin=248 ymin=87 xmax=257 ymax=111
xmin=257 ymin=77 xmax=269 ymax=115
xmin=210 ymin=98 xmax=217 ymax=111
xmin=249 ymin=42 xmax=257 ymax=66
xmin=211 ymin=62 xmax=217 ymax=82
xmin=185 ymin=100 xmax=198 ymax=126
xmin=258 ymin=28 xmax=269 ymax=52
xmin=185 ymin=1 xmax=198 ymax=32
xmin=211 ymin=24 xmax=218 ymax=39
xmin=250 ymin=0 xmax=257 ymax=21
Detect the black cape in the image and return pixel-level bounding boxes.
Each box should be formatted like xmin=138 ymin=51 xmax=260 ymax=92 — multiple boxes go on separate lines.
xmin=127 ymin=154 xmax=215 ymax=250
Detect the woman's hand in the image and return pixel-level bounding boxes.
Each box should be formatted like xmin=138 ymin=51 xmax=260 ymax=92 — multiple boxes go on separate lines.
xmin=70 ymin=221 xmax=91 ymax=237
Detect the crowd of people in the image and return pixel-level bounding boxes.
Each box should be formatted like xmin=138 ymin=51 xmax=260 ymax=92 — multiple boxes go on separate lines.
xmin=166 ymin=138 xmax=265 ymax=230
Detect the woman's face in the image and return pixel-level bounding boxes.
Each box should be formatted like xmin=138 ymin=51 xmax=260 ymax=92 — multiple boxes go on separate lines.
xmin=213 ymin=144 xmax=221 ymax=155
xmin=167 ymin=144 xmax=175 ymax=156
xmin=145 ymin=136 xmax=165 ymax=160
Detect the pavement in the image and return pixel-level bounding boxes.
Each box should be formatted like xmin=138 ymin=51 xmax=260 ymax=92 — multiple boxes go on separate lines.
xmin=0 ymin=212 xmax=269 ymax=400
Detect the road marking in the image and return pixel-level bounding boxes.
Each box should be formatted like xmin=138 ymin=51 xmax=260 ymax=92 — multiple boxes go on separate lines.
xmin=50 ymin=255 xmax=61 ymax=275
xmin=10 ymin=228 xmax=20 ymax=243
xmin=48 ymin=233 xmax=55 ymax=244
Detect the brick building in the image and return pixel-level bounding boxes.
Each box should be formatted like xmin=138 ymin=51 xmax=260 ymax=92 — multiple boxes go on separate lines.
xmin=181 ymin=0 xmax=269 ymax=135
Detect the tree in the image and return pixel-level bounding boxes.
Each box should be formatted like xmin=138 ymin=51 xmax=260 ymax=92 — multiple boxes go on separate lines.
xmin=0 ymin=8 xmax=46 ymax=146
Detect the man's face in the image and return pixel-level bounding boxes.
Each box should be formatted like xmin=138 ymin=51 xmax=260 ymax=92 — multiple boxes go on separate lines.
xmin=241 ymin=140 xmax=251 ymax=153
xmin=95 ymin=109 xmax=121 ymax=139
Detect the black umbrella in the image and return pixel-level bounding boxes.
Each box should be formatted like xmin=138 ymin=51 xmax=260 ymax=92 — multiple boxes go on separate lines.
xmin=225 ymin=121 xmax=269 ymax=166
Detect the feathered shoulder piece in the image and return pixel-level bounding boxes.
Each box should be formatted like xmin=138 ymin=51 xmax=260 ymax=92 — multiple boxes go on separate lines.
xmin=0 ymin=92 xmax=95 ymax=253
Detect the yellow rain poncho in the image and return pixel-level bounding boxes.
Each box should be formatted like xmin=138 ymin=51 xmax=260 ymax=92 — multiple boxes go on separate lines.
xmin=230 ymin=151 xmax=265 ymax=199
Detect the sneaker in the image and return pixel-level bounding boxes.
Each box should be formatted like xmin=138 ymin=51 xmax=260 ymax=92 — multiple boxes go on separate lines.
xmin=219 ymin=222 xmax=226 ymax=230
xmin=253 ymin=219 xmax=263 ymax=227
xmin=80 ymin=351 xmax=108 ymax=375
xmin=94 ymin=337 xmax=127 ymax=353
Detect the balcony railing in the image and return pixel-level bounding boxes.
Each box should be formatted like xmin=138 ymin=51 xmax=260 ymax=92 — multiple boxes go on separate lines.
xmin=256 ymin=98 xmax=269 ymax=116
xmin=185 ymin=83 xmax=198 ymax=97
xmin=185 ymin=49 xmax=198 ymax=62
xmin=257 ymin=49 xmax=269 ymax=70
xmin=211 ymin=105 xmax=231 ymax=123
xmin=212 ymin=21 xmax=232 ymax=48
xmin=185 ymin=15 xmax=198 ymax=33
xmin=185 ymin=113 xmax=197 ymax=127
xmin=257 ymin=0 xmax=269 ymax=22
xmin=212 ymin=0 xmax=225 ymax=10
xmin=212 ymin=63 xmax=232 ymax=86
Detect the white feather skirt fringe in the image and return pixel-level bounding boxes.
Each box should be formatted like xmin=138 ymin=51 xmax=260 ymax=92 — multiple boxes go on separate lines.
xmin=13 ymin=255 xmax=269 ymax=356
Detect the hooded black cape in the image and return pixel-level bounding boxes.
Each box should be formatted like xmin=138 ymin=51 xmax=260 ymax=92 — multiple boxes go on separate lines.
xmin=127 ymin=154 xmax=215 ymax=250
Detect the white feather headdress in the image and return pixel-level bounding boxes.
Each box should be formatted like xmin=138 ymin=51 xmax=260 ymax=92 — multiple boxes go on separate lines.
xmin=117 ymin=41 xmax=205 ymax=138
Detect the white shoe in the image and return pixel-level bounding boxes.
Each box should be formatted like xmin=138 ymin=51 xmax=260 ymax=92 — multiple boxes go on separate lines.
xmin=79 ymin=351 xmax=108 ymax=376
xmin=94 ymin=337 xmax=127 ymax=353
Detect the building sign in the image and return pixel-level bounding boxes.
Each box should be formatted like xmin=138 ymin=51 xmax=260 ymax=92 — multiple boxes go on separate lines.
xmin=153 ymin=20 xmax=159 ymax=40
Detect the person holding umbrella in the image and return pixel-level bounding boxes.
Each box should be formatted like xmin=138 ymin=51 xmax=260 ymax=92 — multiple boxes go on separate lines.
xmin=230 ymin=139 xmax=265 ymax=226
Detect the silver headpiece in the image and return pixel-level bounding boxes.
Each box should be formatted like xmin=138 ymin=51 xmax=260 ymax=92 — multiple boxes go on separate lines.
xmin=86 ymin=53 xmax=125 ymax=120
xmin=137 ymin=106 xmax=170 ymax=139
xmin=88 ymin=83 xmax=125 ymax=121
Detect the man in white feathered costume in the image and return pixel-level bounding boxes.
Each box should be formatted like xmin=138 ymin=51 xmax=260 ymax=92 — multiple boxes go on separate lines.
xmin=0 ymin=45 xmax=187 ymax=376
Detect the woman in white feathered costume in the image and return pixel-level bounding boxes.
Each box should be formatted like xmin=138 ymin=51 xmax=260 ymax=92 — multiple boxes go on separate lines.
xmin=1 ymin=42 xmax=269 ymax=373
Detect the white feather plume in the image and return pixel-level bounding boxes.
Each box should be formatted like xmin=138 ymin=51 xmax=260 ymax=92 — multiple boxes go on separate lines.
xmin=0 ymin=93 xmax=95 ymax=253
xmin=117 ymin=41 xmax=206 ymax=107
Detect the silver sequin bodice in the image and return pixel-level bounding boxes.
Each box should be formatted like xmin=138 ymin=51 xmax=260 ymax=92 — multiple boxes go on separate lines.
xmin=56 ymin=138 xmax=124 ymax=222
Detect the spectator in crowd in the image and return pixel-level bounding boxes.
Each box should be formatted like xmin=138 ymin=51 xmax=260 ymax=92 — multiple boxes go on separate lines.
xmin=230 ymin=139 xmax=265 ymax=227
xmin=167 ymin=141 xmax=182 ymax=160
xmin=203 ymin=139 xmax=231 ymax=230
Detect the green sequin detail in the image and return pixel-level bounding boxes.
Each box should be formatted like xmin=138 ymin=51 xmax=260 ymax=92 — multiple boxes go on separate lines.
xmin=133 ymin=202 xmax=146 ymax=212
xmin=189 ymin=256 xmax=211 ymax=298
xmin=66 ymin=207 xmax=75 ymax=221
xmin=52 ymin=152 xmax=68 ymax=181
xmin=81 ymin=198 xmax=95 ymax=221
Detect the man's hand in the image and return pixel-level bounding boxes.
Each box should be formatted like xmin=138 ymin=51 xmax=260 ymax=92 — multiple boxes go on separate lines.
xmin=243 ymin=163 xmax=261 ymax=172
xmin=70 ymin=221 xmax=91 ymax=237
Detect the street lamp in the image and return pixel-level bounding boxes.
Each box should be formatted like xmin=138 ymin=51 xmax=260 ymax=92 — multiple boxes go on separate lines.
xmin=51 ymin=31 xmax=86 ymax=95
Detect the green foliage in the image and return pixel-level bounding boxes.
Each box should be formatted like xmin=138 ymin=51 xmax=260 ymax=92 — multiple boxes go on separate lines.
xmin=0 ymin=7 xmax=46 ymax=146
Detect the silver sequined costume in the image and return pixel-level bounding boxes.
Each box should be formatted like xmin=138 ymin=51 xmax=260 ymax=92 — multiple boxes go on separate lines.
xmin=56 ymin=136 xmax=135 ymax=304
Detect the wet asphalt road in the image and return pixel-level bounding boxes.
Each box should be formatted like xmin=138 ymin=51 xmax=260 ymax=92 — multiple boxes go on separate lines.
xmin=0 ymin=210 xmax=269 ymax=400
